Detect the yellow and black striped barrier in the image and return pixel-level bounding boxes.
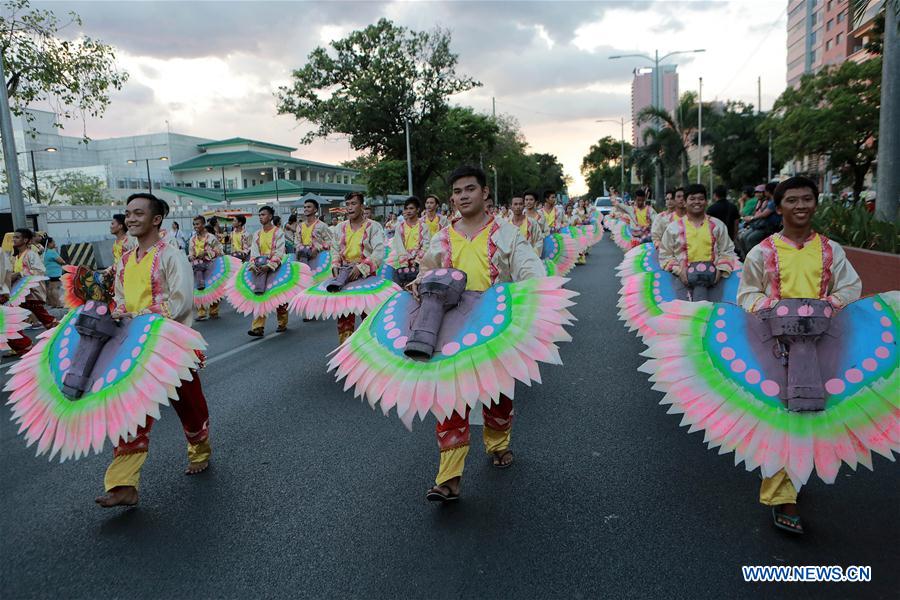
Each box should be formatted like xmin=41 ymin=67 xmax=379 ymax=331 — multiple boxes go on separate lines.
xmin=61 ymin=243 xmax=98 ymax=268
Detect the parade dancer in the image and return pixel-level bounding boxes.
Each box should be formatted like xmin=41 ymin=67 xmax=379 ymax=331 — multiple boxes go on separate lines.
xmin=541 ymin=190 xmax=564 ymax=233
xmin=659 ymin=184 xmax=738 ymax=302
xmin=388 ymin=196 xmax=431 ymax=287
xmin=189 ymin=216 xmax=224 ymax=321
xmin=423 ymin=194 xmax=448 ymax=237
xmin=95 ymin=193 xmax=211 ymax=507
xmin=623 ymin=189 xmax=656 ymax=243
xmin=509 ymin=195 xmax=543 ymax=255
xmin=247 ymin=206 xmax=289 ymax=336
xmin=231 ymin=215 xmax=251 ymax=261
xmin=736 ymin=176 xmax=864 ymax=533
xmin=651 ymin=187 xmax=685 ymax=247
xmin=110 ymin=214 xmax=137 ymax=268
xmin=523 ymin=190 xmax=547 ymax=238
xmin=326 ymin=166 xmax=576 ymax=504
xmin=5 ymin=228 xmax=55 ymax=357
xmin=294 ymin=199 xmax=332 ymax=269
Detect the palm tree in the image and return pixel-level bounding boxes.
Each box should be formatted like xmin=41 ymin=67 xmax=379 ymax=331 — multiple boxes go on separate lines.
xmin=850 ymin=0 xmax=898 ymax=221
xmin=636 ymin=91 xmax=701 ymax=187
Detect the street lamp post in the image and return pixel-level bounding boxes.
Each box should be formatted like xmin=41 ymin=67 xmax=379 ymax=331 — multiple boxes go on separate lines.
xmin=127 ymin=156 xmax=169 ymax=193
xmin=596 ymin=118 xmax=630 ymax=195
xmin=403 ymin=117 xmax=413 ymax=196
xmin=208 ymin=166 xmax=230 ymax=205
xmin=16 ymin=147 xmax=57 ymax=203
xmin=264 ymin=168 xmax=280 ymax=203
xmin=609 ymin=48 xmax=705 ymax=201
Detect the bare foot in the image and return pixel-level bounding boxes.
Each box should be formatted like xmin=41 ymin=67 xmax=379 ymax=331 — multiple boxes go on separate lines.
xmin=185 ymin=460 xmax=209 ymax=475
xmin=95 ymin=486 xmax=138 ymax=507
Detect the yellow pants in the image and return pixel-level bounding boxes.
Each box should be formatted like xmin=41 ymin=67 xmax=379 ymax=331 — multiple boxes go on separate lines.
xmin=198 ymin=301 xmax=219 ymax=319
xmin=251 ymin=305 xmax=288 ymax=331
xmin=435 ymin=425 xmax=512 ymax=485
xmin=759 ymin=469 xmax=799 ymax=506
xmin=103 ymin=439 xmax=211 ymax=492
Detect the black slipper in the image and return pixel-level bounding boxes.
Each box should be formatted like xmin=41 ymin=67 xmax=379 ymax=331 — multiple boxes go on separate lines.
xmin=425 ymin=485 xmax=459 ymax=503
xmin=772 ymin=507 xmax=804 ymax=534
xmin=491 ymin=450 xmax=514 ymax=469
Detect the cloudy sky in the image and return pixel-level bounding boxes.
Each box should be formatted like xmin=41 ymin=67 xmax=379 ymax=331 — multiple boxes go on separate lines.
xmin=39 ymin=0 xmax=788 ymax=194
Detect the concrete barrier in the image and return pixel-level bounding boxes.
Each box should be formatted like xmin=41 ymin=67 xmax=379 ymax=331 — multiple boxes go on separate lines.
xmin=844 ymin=246 xmax=900 ymax=296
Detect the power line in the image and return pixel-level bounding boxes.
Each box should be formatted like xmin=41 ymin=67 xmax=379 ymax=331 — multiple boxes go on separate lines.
xmin=715 ymin=6 xmax=788 ymax=101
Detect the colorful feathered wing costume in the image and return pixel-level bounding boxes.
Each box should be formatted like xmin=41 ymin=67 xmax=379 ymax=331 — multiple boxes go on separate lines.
xmin=5 ymin=275 xmax=49 ymax=307
xmin=616 ymin=243 xmax=742 ymax=341
xmin=303 ymin=250 xmax=334 ymax=287
xmin=4 ymin=273 xmax=206 ymax=462
xmin=639 ymin=293 xmax=899 ymax=488
xmin=288 ymin=269 xmax=400 ymax=320
xmin=226 ymin=258 xmax=311 ymax=319
xmin=0 ymin=305 xmax=29 ymax=350
xmin=193 ymin=255 xmax=242 ymax=309
xmin=327 ymin=270 xmax=577 ymax=429
xmin=610 ymin=218 xmax=637 ymax=251
xmin=541 ymin=233 xmax=579 ymax=277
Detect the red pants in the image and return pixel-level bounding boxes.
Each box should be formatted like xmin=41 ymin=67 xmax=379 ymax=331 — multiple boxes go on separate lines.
xmin=113 ymin=370 xmax=210 ymax=456
xmin=7 ymin=299 xmax=57 ymax=354
xmin=435 ymin=395 xmax=514 ymax=451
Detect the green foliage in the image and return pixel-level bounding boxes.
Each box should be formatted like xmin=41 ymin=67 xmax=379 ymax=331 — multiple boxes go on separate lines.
xmin=581 ymin=136 xmax=632 ymax=199
xmin=812 ymin=200 xmax=899 ymax=253
xmin=708 ymin=101 xmax=779 ymax=191
xmin=636 ymin=91 xmax=701 ymax=187
xmin=275 ymin=18 xmax=480 ymax=197
xmin=0 ymin=0 xmax=129 ymax=138
xmin=43 ymin=171 xmax=112 ymax=205
xmin=363 ymin=159 xmax=408 ymax=199
xmin=763 ymin=59 xmax=881 ymax=201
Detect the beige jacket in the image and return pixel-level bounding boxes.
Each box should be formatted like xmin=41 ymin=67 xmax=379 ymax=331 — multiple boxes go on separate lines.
xmin=420 ymin=217 xmax=545 ymax=284
xmin=250 ymin=226 xmax=286 ymax=267
xmin=188 ymin=232 xmax=224 ymax=261
xmin=659 ymin=216 xmax=738 ymax=276
xmin=737 ymin=232 xmax=862 ymax=312
xmin=389 ymin=219 xmax=431 ymax=268
xmin=294 ymin=218 xmax=332 ymax=253
xmin=651 ymin=211 xmax=678 ymax=247
xmin=12 ymin=247 xmax=47 ymax=302
xmin=114 ymin=239 xmax=194 ymax=326
xmin=333 ymin=219 xmax=386 ymax=278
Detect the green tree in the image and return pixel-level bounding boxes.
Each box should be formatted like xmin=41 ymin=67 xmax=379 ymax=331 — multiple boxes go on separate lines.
xmin=363 ymin=159 xmax=407 ymax=200
xmin=275 ymin=18 xmax=480 ymax=198
xmin=764 ymin=58 xmax=881 ymax=202
xmin=581 ymin=135 xmax=632 ymax=199
xmin=1 ymin=0 xmax=129 ymax=137
xmin=531 ymin=152 xmax=566 ymax=195
xmin=43 ymin=171 xmax=111 ymax=205
xmin=708 ymin=101 xmax=779 ymax=192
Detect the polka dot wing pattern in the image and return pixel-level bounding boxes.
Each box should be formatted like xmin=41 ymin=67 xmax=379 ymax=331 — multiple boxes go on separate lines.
xmin=639 ymin=292 xmax=899 ymax=488
xmin=4 ymin=305 xmax=206 ymax=462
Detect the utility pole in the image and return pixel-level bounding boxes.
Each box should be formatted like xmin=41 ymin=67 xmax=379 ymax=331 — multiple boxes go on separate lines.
xmin=0 ymin=57 xmax=27 ymax=229
xmin=697 ymin=77 xmax=703 ymax=184
xmin=875 ymin=3 xmax=898 ymax=221
xmin=404 ymin=117 xmax=413 ymax=196
xmin=760 ymin=76 xmax=772 ymax=182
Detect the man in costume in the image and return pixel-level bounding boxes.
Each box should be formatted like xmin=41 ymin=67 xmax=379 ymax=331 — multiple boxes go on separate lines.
xmin=389 ymin=196 xmax=431 ymax=285
xmin=415 ymin=166 xmax=545 ymax=502
xmin=651 ymin=187 xmax=685 ymax=247
xmin=189 ymin=215 xmax=224 ymax=321
xmin=96 ymin=193 xmax=211 ymax=508
xmin=659 ymin=184 xmax=738 ymax=302
xmin=509 ymin=195 xmax=543 ymax=255
xmin=541 ymin=190 xmax=564 ymax=233
xmin=247 ymin=205 xmax=288 ymax=336
xmin=623 ymin=189 xmax=656 ymax=242
xmin=523 ymin=190 xmax=547 ymax=238
xmin=231 ymin=215 xmax=251 ymax=261
xmin=736 ymin=176 xmax=861 ymax=534
xmin=110 ymin=214 xmax=137 ymax=268
xmin=423 ymin=194 xmax=448 ymax=237
xmin=6 ymin=228 xmax=56 ymax=357
xmin=333 ymin=192 xmax=386 ymax=342
xmin=295 ymin=198 xmax=331 ymax=265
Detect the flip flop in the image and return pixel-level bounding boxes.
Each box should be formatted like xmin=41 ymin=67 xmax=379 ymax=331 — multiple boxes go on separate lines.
xmin=491 ymin=450 xmax=514 ymax=469
xmin=425 ymin=485 xmax=459 ymax=503
xmin=772 ymin=507 xmax=804 ymax=535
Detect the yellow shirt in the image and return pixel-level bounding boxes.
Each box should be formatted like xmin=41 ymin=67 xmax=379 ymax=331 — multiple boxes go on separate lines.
xmin=113 ymin=237 xmax=127 ymax=263
xmin=634 ymin=206 xmax=650 ymax=227
xmin=193 ymin=235 xmax=206 ymax=257
xmin=300 ymin=221 xmax=315 ymax=246
xmin=449 ymin=225 xmax=492 ymax=291
xmin=425 ymin=215 xmax=441 ymax=236
xmin=231 ymin=231 xmax=243 ymax=252
xmin=13 ymin=252 xmax=24 ymax=274
xmin=403 ymin=222 xmax=420 ymax=251
xmin=516 ymin=218 xmax=529 ymax=239
xmin=685 ymin=217 xmax=713 ymax=263
xmin=343 ymin=223 xmax=364 ymax=263
xmin=259 ymin=228 xmax=275 ymax=255
xmin=773 ymin=233 xmax=823 ymax=298
xmin=123 ymin=247 xmax=157 ymax=314
xmin=543 ymin=208 xmax=556 ymax=228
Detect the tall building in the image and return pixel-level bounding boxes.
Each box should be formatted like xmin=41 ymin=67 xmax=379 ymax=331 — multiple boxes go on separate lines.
xmin=631 ymin=65 xmax=679 ymax=147
xmin=786 ymin=0 xmax=881 ymax=87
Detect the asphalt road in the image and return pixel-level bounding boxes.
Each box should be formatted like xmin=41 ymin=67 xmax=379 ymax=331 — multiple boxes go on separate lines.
xmin=1 ymin=239 xmax=897 ymax=599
